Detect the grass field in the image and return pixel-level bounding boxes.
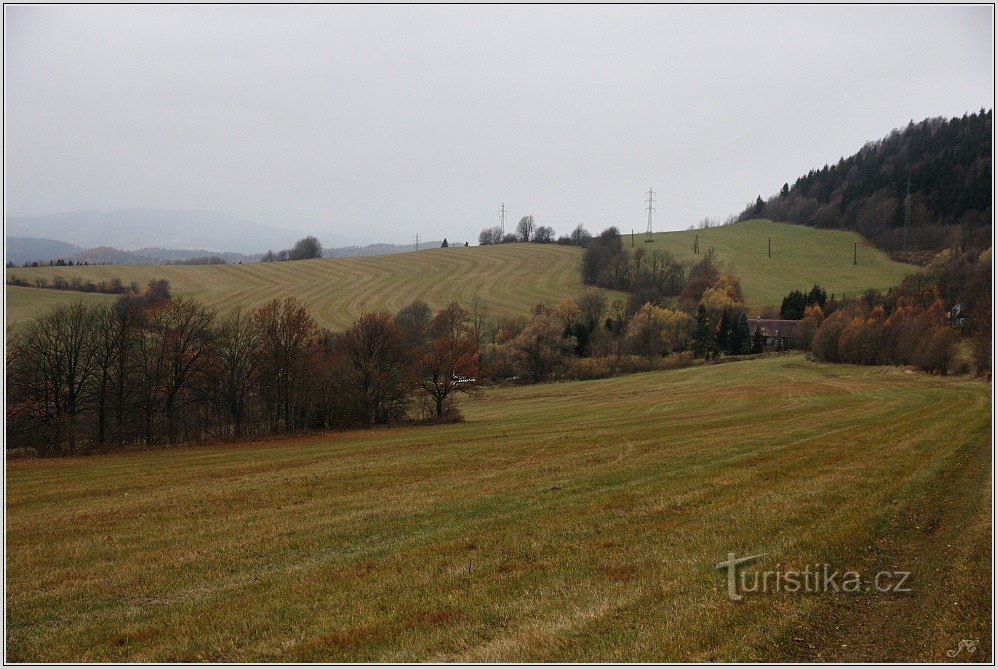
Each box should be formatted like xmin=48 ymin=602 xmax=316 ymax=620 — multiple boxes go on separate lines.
xmin=5 ymin=355 xmax=990 ymax=662
xmin=5 ymin=220 xmax=915 ymax=328
xmin=4 ymin=286 xmax=116 ymax=331
xmin=4 ymin=243 xmax=600 ymax=332
xmin=640 ymin=219 xmax=916 ymax=310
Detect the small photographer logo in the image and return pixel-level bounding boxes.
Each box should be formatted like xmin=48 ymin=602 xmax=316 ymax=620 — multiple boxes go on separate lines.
xmin=946 ymin=639 xmax=979 ymax=658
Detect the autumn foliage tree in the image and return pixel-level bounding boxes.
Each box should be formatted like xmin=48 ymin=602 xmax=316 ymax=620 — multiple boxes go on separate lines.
xmin=415 ymin=303 xmax=479 ymax=418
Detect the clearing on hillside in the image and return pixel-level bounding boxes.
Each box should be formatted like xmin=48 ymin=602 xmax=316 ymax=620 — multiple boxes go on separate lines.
xmin=6 ymin=355 xmax=989 ymax=662
xmin=639 ymin=219 xmax=915 ymax=310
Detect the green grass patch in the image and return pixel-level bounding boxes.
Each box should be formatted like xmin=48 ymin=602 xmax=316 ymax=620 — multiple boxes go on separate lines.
xmin=640 ymin=219 xmax=916 ymax=311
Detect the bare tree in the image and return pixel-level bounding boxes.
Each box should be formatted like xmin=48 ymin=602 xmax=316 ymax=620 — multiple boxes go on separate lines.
xmin=468 ymin=295 xmax=492 ymax=348
xmin=509 ymin=313 xmax=574 ymax=382
xmin=10 ymin=302 xmax=98 ymax=454
xmin=570 ymin=224 xmax=592 ymax=246
xmin=336 ymin=312 xmax=411 ymax=425
xmin=252 ymin=298 xmax=319 ymax=432
xmin=146 ymin=298 xmax=215 ymax=444
xmin=289 ymin=236 xmax=323 ymax=260
xmin=394 ymin=300 xmax=432 ymax=349
xmin=516 ymin=215 xmax=535 ymax=243
xmin=532 ymin=225 xmax=555 ymax=243
xmin=213 ymin=307 xmax=258 ymax=438
xmin=478 ymin=226 xmax=502 ymax=245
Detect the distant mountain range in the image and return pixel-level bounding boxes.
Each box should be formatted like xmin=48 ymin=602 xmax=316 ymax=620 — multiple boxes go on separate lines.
xmin=6 ymin=236 xmax=454 ymax=267
xmin=5 ymin=237 xmax=258 ymax=266
xmin=6 ymin=208 xmax=322 ymax=255
xmin=323 ymin=241 xmax=445 ymax=258
xmin=5 ymin=208 xmax=460 ymax=266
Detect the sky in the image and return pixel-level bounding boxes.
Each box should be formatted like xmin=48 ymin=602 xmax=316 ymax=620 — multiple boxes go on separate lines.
xmin=4 ymin=5 xmax=994 ymax=246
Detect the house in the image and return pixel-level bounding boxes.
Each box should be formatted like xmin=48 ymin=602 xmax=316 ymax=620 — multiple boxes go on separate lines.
xmin=747 ymin=318 xmax=801 ymax=350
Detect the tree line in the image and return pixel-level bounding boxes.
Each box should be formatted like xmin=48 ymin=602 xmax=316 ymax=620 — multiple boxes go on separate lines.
xmin=805 ymin=248 xmax=990 ymax=375
xmin=7 ymin=240 xmax=757 ymax=457
xmin=479 ymin=216 xmax=590 ymax=246
xmin=740 ymin=110 xmax=992 ymax=260
xmin=7 ymin=273 xmax=159 ymax=296
xmin=261 ymin=236 xmax=323 ymax=262
xmin=6 ymin=282 xmax=479 ymax=456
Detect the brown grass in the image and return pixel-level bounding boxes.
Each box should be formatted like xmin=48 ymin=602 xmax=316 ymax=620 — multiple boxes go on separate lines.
xmin=4 ymin=355 xmax=990 ymax=662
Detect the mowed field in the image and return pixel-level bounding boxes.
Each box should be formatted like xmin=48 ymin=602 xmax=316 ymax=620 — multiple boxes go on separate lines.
xmin=4 ymin=243 xmax=602 ymax=331
xmin=5 ymin=220 xmax=916 ymax=328
xmin=6 ymin=355 xmax=990 ymax=662
xmin=641 ymin=219 xmax=916 ymax=310
xmin=4 ymin=286 xmax=115 ymax=330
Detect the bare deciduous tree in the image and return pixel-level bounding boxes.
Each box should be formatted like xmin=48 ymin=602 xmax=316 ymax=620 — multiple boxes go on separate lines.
xmin=516 ymin=215 xmax=535 ymax=243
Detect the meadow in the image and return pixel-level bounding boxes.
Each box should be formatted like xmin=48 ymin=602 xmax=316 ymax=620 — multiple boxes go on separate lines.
xmin=640 ymin=219 xmax=915 ymax=310
xmin=5 ymin=220 xmax=915 ymax=329
xmin=4 ymin=285 xmax=115 ymax=330
xmin=5 ymin=355 xmax=990 ymax=662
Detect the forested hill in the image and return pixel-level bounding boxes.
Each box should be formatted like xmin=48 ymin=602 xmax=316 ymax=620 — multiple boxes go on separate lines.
xmin=740 ymin=109 xmax=992 ymax=262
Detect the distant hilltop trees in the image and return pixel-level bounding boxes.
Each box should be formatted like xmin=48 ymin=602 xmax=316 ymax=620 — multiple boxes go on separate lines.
xmin=479 ymin=218 xmax=587 ymax=246
xmin=740 ymin=109 xmax=992 ymax=260
xmin=262 ymin=235 xmax=323 ymax=262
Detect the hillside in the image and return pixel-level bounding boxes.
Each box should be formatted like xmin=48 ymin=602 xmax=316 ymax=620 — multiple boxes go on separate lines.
xmin=640 ymin=219 xmax=915 ymax=310
xmin=5 ymin=243 xmax=597 ymax=331
xmin=5 ymin=237 xmax=85 ymax=265
xmin=5 ymin=220 xmax=916 ymax=326
xmin=6 ymin=356 xmax=990 ymax=662
xmin=741 ymin=110 xmax=992 ymax=258
xmin=5 ymin=286 xmax=116 ymax=329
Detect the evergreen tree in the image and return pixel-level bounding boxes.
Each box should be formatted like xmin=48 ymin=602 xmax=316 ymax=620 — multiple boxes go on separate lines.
xmin=730 ymin=312 xmax=751 ymax=355
xmin=715 ymin=308 xmax=731 ymax=355
xmin=441 ymin=238 xmax=449 ymax=248
xmin=751 ymin=326 xmax=765 ymax=353
xmin=692 ymin=304 xmax=712 ymax=358
xmin=806 ymin=284 xmax=828 ymax=308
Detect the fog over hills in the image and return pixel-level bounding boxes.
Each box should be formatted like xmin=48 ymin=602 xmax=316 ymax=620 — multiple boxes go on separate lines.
xmin=5 ymin=208 xmax=344 ymax=255
xmin=4 ymin=237 xmax=85 ymax=265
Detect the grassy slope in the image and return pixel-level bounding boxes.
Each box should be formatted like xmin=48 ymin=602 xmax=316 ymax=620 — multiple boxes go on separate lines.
xmin=5 ymin=221 xmax=915 ymax=328
xmin=4 ymin=286 xmax=115 ymax=331
xmin=6 ymin=356 xmax=990 ymax=662
xmin=4 ymin=244 xmax=601 ymax=331
xmin=641 ymin=219 xmax=916 ymax=310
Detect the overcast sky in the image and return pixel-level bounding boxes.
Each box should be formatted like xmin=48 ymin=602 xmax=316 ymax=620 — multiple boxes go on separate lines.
xmin=4 ymin=5 xmax=994 ymax=245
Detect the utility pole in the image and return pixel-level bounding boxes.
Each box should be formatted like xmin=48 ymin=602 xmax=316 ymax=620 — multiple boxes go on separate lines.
xmin=645 ymin=187 xmax=655 ymax=242
xmin=631 ymin=229 xmax=635 ymax=247
xmin=853 ymin=241 xmax=858 ymax=266
xmin=499 ymin=202 xmax=507 ymax=238
xmin=768 ymin=237 xmax=771 ymax=258
xmin=694 ymin=233 xmax=699 ymax=255
xmin=414 ymin=234 xmax=419 ymax=252
xmin=903 ymin=177 xmax=911 ymax=252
